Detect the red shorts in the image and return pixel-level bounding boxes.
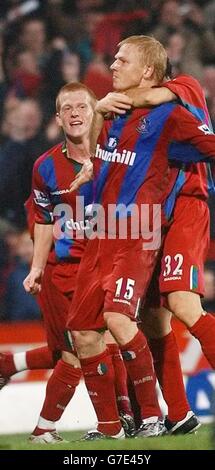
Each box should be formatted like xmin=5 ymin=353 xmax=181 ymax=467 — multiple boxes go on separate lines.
xmin=37 ymin=262 xmax=79 ymax=352
xmin=144 ymin=197 xmax=209 ymax=311
xmin=67 ymin=237 xmax=158 ymax=331
xmin=160 ymin=196 xmax=209 ymax=295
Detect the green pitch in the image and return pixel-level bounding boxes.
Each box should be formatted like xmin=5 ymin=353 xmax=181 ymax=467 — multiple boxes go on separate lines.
xmin=0 ymin=424 xmax=214 ymax=450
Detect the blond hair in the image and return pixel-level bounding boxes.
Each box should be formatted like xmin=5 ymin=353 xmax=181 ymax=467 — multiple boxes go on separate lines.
xmin=118 ymin=35 xmax=168 ymax=83
xmin=56 ymin=82 xmax=97 ymax=113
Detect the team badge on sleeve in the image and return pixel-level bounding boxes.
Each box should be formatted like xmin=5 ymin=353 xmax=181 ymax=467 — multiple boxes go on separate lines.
xmin=198 ymin=124 xmax=212 ymax=135
xmin=33 ymin=189 xmax=49 ymax=207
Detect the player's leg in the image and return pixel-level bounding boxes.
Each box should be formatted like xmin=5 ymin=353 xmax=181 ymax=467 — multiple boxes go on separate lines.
xmin=140 ymin=256 xmax=196 ymax=432
xmin=68 ymin=239 xmax=124 ymax=440
xmin=102 ymin=238 xmax=163 ymax=437
xmin=0 ymin=346 xmax=55 ymax=391
xmin=168 ymin=291 xmax=215 ymax=368
xmin=104 ymin=330 xmax=135 ymax=436
xmin=30 ymin=263 xmax=82 ymax=443
xmin=142 ymin=304 xmax=200 ymax=434
xmin=74 ymin=329 xmax=124 ymax=440
xmin=0 ymin=264 xmax=62 ymax=390
xmin=30 ymin=350 xmax=82 ymax=443
xmin=161 ymin=197 xmax=215 ymax=368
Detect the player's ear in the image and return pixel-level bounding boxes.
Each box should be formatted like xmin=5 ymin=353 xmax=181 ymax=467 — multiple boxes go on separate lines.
xmin=143 ymin=64 xmax=154 ymax=80
xmin=56 ymin=112 xmax=62 ymax=127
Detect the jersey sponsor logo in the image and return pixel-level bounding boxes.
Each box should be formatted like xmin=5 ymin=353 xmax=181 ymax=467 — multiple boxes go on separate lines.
xmin=65 ymin=218 xmax=92 ymax=231
xmin=198 ymin=123 xmax=212 ymax=135
xmin=33 ymin=189 xmax=49 ymax=207
xmin=50 ymin=189 xmax=70 ymax=195
xmin=95 ymin=143 xmax=136 ymax=166
xmin=136 ymin=116 xmax=150 ymax=134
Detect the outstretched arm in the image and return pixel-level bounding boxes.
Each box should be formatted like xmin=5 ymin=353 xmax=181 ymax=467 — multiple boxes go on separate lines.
xmin=125 ymin=86 xmax=177 ymax=108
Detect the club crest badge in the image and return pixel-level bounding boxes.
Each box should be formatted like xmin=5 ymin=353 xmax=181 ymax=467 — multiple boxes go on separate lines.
xmin=136 ymin=116 xmax=150 ymax=134
xmin=107 ymin=136 xmax=118 ymax=150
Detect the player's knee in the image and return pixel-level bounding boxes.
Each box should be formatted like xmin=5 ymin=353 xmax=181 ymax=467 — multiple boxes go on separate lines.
xmin=168 ymin=296 xmax=187 ymax=321
xmin=168 ymin=292 xmax=202 ymax=326
xmin=104 ymin=312 xmax=138 ymax=344
xmin=142 ymin=307 xmax=172 ymax=339
xmin=72 ymin=330 xmax=103 ymax=357
xmin=72 ymin=330 xmax=94 ymax=349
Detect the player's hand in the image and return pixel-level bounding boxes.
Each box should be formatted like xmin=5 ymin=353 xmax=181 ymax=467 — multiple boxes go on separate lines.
xmin=96 ymin=92 xmax=132 ymax=116
xmin=23 ymin=267 xmax=44 ymax=295
xmin=69 ymin=159 xmax=93 ymax=192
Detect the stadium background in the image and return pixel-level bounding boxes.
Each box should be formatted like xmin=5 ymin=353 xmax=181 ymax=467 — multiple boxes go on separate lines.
xmin=0 ymin=0 xmax=215 ymax=434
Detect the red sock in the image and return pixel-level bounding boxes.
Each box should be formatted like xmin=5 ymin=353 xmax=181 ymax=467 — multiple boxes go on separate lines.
xmin=189 ymin=313 xmax=215 ymax=368
xmin=108 ymin=343 xmax=133 ymax=417
xmin=0 ymin=352 xmax=16 ymax=376
xmin=80 ymin=349 xmax=121 ymax=436
xmin=120 ymin=330 xmax=161 ymax=419
xmin=149 ymin=331 xmax=190 ymax=422
xmin=26 ymin=346 xmax=55 ymax=369
xmin=37 ymin=360 xmax=81 ymax=424
xmin=0 ymin=347 xmax=55 ymax=378
xmin=127 ymin=378 xmax=141 ymax=428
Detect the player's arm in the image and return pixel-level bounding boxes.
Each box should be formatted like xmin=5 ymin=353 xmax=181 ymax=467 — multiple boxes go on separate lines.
xmin=125 ymin=75 xmax=204 ymax=109
xmin=91 ymin=92 xmax=132 ymax=154
xmin=23 ymin=162 xmax=54 ymax=294
xmin=161 ymin=75 xmax=205 ymax=108
xmin=125 ymin=86 xmax=177 ymax=107
xmin=168 ymin=106 xmax=215 ymax=163
xmin=70 ymin=92 xmax=132 ymax=192
xmin=23 ymin=223 xmax=53 ymax=295
xmin=69 ymin=158 xmax=93 ymax=192
xmin=69 ymin=111 xmax=100 ymax=191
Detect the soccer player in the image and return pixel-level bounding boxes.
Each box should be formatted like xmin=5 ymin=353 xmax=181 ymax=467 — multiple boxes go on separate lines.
xmin=74 ymin=73 xmax=210 ymax=434
xmin=66 ymin=35 xmax=215 ymax=439
xmin=0 ymin=82 xmax=135 ymax=441
xmin=125 ymin=73 xmax=215 ymax=434
xmin=20 ymin=82 xmax=94 ymax=443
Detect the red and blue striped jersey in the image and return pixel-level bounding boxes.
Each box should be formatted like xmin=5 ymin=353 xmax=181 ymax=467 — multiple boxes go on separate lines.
xmin=32 ymin=142 xmax=93 ymax=261
xmin=163 ymin=75 xmax=214 ymax=218
xmin=164 ymin=75 xmax=212 ymax=127
xmin=94 ymin=103 xmax=215 ymax=228
xmin=25 ymin=195 xmax=57 ymax=265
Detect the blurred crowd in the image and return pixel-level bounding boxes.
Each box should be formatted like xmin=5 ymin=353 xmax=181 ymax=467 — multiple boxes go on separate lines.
xmin=0 ymin=0 xmax=215 ymax=322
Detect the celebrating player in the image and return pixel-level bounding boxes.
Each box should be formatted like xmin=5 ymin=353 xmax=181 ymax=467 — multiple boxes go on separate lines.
xmin=66 ymin=36 xmax=215 ymax=439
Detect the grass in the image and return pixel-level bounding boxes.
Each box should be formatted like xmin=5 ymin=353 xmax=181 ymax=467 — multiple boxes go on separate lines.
xmin=0 ymin=424 xmax=214 ymax=450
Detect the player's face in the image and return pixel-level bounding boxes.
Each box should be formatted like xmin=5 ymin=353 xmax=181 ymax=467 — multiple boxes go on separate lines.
xmin=110 ymin=44 xmax=144 ymax=92
xmin=56 ymin=90 xmax=94 ymax=141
